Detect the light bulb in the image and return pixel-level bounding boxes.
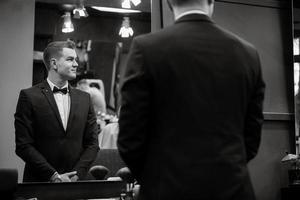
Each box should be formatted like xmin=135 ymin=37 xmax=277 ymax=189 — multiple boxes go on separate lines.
xmin=119 ymin=17 xmax=134 ymax=38
xmin=62 ymin=12 xmax=74 ymax=33
xmin=122 ymin=0 xmax=131 ymax=9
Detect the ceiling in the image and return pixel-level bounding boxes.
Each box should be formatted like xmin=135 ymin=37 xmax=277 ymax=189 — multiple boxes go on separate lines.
xmin=35 ymin=0 xmax=151 ymax=13
xmin=36 ymin=0 xmax=300 ymax=31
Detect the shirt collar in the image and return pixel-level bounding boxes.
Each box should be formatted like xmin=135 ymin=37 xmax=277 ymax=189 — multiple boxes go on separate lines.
xmin=175 ymin=10 xmax=208 ymax=21
xmin=47 ymin=78 xmax=69 ymax=92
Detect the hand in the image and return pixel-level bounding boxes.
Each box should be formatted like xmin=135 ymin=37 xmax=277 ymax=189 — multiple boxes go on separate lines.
xmin=70 ymin=174 xmax=79 ymax=182
xmin=60 ymin=171 xmax=77 ymax=182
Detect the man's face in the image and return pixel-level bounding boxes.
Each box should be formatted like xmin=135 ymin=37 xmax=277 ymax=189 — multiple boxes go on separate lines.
xmin=55 ymin=48 xmax=78 ymax=80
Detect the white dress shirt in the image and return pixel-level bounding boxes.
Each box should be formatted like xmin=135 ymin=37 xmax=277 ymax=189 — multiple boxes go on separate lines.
xmin=175 ymin=9 xmax=208 ymax=21
xmin=47 ymin=78 xmax=70 ymax=130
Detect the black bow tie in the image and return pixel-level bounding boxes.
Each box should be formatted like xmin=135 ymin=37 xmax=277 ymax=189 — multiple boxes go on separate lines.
xmin=53 ymin=87 xmax=68 ymax=94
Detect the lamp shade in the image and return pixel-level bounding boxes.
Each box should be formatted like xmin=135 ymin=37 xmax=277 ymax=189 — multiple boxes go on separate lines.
xmin=62 ymin=12 xmax=74 ymax=33
xmin=122 ymin=0 xmax=131 ymax=9
xmin=73 ymin=7 xmax=88 ymax=18
xmin=119 ymin=17 xmax=134 ymax=38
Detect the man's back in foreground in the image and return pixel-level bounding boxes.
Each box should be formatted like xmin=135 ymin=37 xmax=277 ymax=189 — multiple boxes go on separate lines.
xmin=118 ymin=0 xmax=265 ymax=199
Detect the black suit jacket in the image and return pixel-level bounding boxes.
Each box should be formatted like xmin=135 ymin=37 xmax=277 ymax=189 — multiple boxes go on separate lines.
xmin=14 ymin=80 xmax=99 ymax=182
xmin=118 ymin=14 xmax=265 ymax=200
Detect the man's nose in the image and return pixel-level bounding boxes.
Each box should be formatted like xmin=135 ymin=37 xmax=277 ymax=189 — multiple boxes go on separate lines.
xmin=73 ymin=60 xmax=78 ymax=67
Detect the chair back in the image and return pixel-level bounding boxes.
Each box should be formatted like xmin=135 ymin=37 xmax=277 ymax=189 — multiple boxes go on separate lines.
xmin=86 ymin=149 xmax=126 ymax=180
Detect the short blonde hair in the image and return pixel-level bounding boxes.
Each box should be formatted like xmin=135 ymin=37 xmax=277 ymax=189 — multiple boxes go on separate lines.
xmin=43 ymin=40 xmax=76 ymax=71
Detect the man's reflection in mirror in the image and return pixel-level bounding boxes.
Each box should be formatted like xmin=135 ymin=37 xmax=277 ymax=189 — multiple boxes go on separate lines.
xmin=14 ymin=40 xmax=99 ymax=182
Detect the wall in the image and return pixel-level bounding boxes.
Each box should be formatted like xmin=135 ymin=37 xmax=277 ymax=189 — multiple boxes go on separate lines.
xmin=0 ymin=0 xmax=35 ymax=182
xmin=160 ymin=0 xmax=294 ymax=200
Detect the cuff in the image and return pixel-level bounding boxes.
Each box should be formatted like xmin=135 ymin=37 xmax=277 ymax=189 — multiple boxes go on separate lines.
xmin=50 ymin=171 xmax=61 ymax=182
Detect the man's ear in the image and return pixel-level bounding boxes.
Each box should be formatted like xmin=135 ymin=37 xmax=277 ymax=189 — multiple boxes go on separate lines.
xmin=50 ymin=58 xmax=57 ymax=70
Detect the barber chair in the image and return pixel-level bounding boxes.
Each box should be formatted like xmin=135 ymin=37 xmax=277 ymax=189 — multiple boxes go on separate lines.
xmin=86 ymin=149 xmax=126 ymax=180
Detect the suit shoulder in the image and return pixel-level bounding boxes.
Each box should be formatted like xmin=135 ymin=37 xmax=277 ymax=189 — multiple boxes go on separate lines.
xmin=72 ymin=88 xmax=91 ymax=98
xmin=216 ymin=25 xmax=257 ymax=53
xmin=19 ymin=82 xmax=44 ymax=94
xmin=132 ymin=26 xmax=176 ymax=46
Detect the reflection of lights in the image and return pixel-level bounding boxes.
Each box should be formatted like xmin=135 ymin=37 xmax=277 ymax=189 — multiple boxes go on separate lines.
xmin=62 ymin=12 xmax=74 ymax=33
xmin=294 ymin=38 xmax=300 ymax=56
xmin=122 ymin=0 xmax=131 ymax=9
xmin=119 ymin=26 xmax=134 ymax=38
xmin=122 ymin=0 xmax=141 ymax=9
xmin=295 ymin=63 xmax=300 ymax=95
xmin=119 ymin=17 xmax=134 ymax=38
xmin=73 ymin=0 xmax=88 ymax=18
xmin=73 ymin=7 xmax=88 ymax=18
xmin=294 ymin=38 xmax=300 ymax=95
xmin=91 ymin=6 xmax=141 ymax=14
xmin=131 ymin=0 xmax=141 ymax=6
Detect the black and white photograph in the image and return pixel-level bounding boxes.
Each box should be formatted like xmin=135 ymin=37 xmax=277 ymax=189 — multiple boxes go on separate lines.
xmin=0 ymin=0 xmax=298 ymax=200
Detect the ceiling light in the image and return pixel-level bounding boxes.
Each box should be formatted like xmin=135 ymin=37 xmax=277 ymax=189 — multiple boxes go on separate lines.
xmin=122 ymin=0 xmax=141 ymax=8
xmin=73 ymin=7 xmax=88 ymax=18
xmin=122 ymin=0 xmax=131 ymax=9
xmin=91 ymin=6 xmax=141 ymax=14
xmin=62 ymin=12 xmax=74 ymax=33
xmin=73 ymin=0 xmax=88 ymax=18
xmin=119 ymin=17 xmax=134 ymax=38
xmin=131 ymin=0 xmax=141 ymax=6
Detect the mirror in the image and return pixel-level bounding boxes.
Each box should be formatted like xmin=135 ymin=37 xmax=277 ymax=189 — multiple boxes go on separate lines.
xmin=31 ymin=0 xmax=151 ymax=182
xmin=294 ymin=1 xmax=300 ymax=154
xmin=33 ymin=0 xmax=151 ymax=114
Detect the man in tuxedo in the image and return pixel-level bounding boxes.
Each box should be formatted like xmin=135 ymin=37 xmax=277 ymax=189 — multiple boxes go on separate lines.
xmin=117 ymin=0 xmax=265 ymax=199
xmin=15 ymin=41 xmax=99 ymax=182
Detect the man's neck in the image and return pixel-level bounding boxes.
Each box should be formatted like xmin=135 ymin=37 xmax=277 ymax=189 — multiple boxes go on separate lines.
xmin=47 ymin=73 xmax=67 ymax=88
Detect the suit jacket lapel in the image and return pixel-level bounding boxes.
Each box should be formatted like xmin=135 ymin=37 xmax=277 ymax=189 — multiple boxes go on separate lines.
xmin=66 ymin=86 xmax=79 ymax=133
xmin=40 ymin=80 xmax=65 ymax=132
